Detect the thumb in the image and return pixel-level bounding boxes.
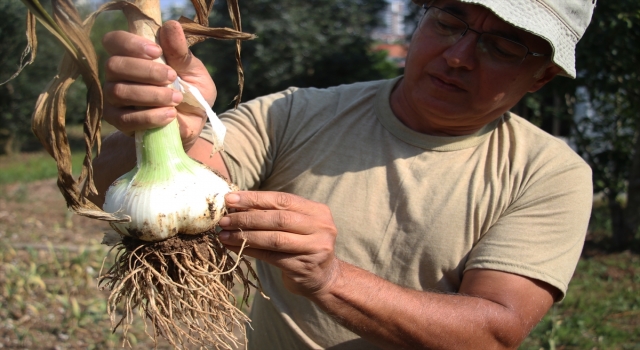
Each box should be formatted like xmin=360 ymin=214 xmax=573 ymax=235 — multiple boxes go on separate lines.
xmin=158 ymin=20 xmax=216 ymax=108
xmin=158 ymin=20 xmax=198 ymax=76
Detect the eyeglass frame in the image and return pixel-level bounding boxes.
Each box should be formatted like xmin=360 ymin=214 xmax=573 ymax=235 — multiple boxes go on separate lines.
xmin=419 ymin=5 xmax=549 ymax=64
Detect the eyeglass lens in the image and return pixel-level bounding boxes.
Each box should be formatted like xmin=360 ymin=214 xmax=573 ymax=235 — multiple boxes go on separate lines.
xmin=419 ymin=7 xmax=530 ymax=66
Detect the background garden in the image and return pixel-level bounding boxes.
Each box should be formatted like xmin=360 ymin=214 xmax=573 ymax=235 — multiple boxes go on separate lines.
xmin=0 ymin=0 xmax=638 ymax=348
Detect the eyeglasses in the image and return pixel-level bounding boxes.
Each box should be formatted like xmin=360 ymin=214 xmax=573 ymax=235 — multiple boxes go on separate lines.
xmin=418 ymin=6 xmax=548 ymax=68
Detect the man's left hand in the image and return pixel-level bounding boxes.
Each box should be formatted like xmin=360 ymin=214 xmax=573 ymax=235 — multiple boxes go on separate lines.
xmin=218 ymin=191 xmax=340 ymax=298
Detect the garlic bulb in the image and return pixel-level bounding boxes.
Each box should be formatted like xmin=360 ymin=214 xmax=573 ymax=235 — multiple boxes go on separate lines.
xmin=103 ymin=116 xmax=232 ymax=242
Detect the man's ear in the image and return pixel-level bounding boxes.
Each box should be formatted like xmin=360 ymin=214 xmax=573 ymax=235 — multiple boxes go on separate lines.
xmin=528 ymin=64 xmax=563 ymax=93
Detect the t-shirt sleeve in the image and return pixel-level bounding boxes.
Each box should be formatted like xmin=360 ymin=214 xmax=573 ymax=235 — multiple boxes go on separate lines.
xmin=200 ymin=88 xmax=298 ymax=190
xmin=464 ymin=156 xmax=593 ymax=300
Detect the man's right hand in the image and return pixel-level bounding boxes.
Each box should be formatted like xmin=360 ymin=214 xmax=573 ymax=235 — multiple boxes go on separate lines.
xmin=102 ymin=20 xmax=215 ymax=151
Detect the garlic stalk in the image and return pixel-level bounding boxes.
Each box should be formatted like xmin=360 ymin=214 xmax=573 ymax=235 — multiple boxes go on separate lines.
xmin=103 ymin=115 xmax=232 ymax=242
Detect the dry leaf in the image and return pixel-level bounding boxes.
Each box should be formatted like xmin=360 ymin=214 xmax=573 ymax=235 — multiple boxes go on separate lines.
xmin=8 ymin=0 xmax=254 ymax=222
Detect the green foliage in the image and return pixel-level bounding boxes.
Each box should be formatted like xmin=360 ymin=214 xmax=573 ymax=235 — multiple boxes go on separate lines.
xmin=191 ymin=0 xmax=399 ymax=111
xmin=0 ymin=152 xmax=85 ymax=185
xmin=0 ymin=0 xmax=89 ymax=155
xmin=519 ymin=1 xmax=640 ymax=247
xmin=571 ymin=1 xmax=640 ymax=247
xmin=571 ymin=1 xmax=640 ymax=197
xmin=0 ymin=0 xmax=128 ymax=156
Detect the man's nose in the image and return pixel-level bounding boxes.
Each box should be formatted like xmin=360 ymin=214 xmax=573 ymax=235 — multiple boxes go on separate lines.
xmin=441 ymin=31 xmax=479 ymax=70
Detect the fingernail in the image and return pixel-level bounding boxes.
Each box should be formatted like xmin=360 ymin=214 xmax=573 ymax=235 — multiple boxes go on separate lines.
xmin=225 ymin=193 xmax=241 ymax=204
xmin=218 ymin=231 xmax=230 ymax=241
xmin=218 ymin=217 xmax=231 ymax=227
xmin=167 ymin=69 xmax=177 ymax=82
xmin=165 ymin=108 xmax=177 ymax=119
xmin=144 ymin=44 xmax=162 ymax=58
xmin=171 ymin=91 xmax=183 ymax=105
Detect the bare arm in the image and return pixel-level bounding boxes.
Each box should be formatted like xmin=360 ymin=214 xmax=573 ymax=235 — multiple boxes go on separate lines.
xmin=218 ymin=191 xmax=559 ymax=349
xmin=310 ymin=264 xmax=557 ymax=349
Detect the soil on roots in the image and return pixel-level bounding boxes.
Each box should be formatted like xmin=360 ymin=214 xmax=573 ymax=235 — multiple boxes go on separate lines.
xmin=99 ymin=231 xmax=260 ymax=350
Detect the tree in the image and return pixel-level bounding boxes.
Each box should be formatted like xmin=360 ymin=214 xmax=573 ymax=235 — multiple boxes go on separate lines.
xmin=188 ymin=0 xmax=398 ymax=111
xmin=0 ymin=0 xmax=92 ymax=155
xmin=516 ymin=1 xmax=640 ymax=249
xmin=571 ymin=1 xmax=640 ymax=249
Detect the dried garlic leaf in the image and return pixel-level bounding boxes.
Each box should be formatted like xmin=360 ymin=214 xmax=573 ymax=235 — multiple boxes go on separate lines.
xmin=29 ymin=0 xmax=128 ymax=222
xmin=227 ymin=0 xmax=247 ymax=108
xmin=179 ymin=18 xmax=256 ymax=40
xmin=189 ymin=0 xmax=215 ymax=27
xmin=0 ymin=11 xmax=37 ymax=86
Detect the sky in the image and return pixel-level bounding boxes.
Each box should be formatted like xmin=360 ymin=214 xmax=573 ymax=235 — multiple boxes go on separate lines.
xmin=161 ymin=0 xmax=187 ymax=11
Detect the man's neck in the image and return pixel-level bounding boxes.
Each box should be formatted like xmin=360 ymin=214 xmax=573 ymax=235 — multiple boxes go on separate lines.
xmin=389 ymin=78 xmax=488 ymax=137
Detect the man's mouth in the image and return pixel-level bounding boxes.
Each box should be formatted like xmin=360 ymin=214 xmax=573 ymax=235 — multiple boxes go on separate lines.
xmin=429 ymin=74 xmax=466 ymax=92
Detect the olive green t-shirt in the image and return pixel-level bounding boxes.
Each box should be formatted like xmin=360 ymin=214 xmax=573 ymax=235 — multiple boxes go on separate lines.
xmin=202 ymin=77 xmax=593 ymax=349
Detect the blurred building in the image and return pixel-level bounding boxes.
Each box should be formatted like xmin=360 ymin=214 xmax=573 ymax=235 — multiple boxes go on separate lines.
xmin=372 ymin=0 xmax=409 ymax=68
xmin=372 ymin=0 xmax=407 ymax=43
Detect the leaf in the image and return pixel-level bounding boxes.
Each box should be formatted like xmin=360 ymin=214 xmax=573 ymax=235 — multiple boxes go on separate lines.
xmin=179 ymin=17 xmax=256 ymax=41
xmin=28 ymin=0 xmax=128 ymax=222
xmin=188 ymin=0 xmax=215 ymax=34
xmin=19 ymin=0 xmax=75 ymax=55
xmin=0 ymin=11 xmax=37 ymax=86
xmin=226 ymin=0 xmax=247 ymax=108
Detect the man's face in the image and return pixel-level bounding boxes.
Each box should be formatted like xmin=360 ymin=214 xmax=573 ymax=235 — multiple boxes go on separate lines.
xmin=397 ymin=0 xmax=561 ymax=135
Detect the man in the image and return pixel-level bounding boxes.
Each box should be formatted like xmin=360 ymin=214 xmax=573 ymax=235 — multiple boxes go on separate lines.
xmin=95 ymin=0 xmax=596 ymax=348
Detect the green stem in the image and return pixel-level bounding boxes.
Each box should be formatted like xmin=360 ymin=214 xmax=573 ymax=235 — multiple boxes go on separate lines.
xmin=134 ymin=120 xmax=189 ymax=181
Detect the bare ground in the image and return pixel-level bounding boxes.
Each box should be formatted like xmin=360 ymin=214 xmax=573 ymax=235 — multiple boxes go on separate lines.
xmin=0 ymin=179 xmax=109 ymax=247
xmin=0 ymin=179 xmax=250 ymax=349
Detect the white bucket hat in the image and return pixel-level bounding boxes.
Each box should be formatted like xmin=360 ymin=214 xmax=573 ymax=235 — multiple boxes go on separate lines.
xmin=413 ymin=0 xmax=597 ymax=78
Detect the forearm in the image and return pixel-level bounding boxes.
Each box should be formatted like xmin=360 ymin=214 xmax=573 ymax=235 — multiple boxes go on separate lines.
xmin=311 ymin=261 xmax=525 ymax=350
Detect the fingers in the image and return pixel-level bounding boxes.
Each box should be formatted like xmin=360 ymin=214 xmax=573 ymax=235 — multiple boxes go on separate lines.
xmin=105 ymin=56 xmax=177 ymax=86
xmin=218 ymin=191 xmax=337 ymax=252
xmin=105 ymin=80 xmax=182 ymax=107
xmin=159 ymin=21 xmax=201 ymax=78
xmin=225 ymin=191 xmax=322 ymax=216
xmin=219 ymin=207 xmax=312 ymax=233
xmin=102 ymin=30 xmax=162 ymax=59
xmin=103 ymin=31 xmax=182 ymax=116
xmin=158 ymin=21 xmax=216 ymax=107
xmin=103 ymin=103 xmax=177 ymax=135
xmin=100 ymin=23 xmax=214 ymax=151
xmin=219 ymin=191 xmax=340 ymax=297
xmin=219 ymin=229 xmax=313 ymax=254
xmin=222 ymin=229 xmax=340 ymax=297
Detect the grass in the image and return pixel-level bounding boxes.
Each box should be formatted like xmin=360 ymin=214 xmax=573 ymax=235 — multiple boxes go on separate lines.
xmin=0 ymin=152 xmax=86 ymax=185
xmin=0 ymin=123 xmax=116 ymax=185
xmin=521 ymin=250 xmax=640 ymax=349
